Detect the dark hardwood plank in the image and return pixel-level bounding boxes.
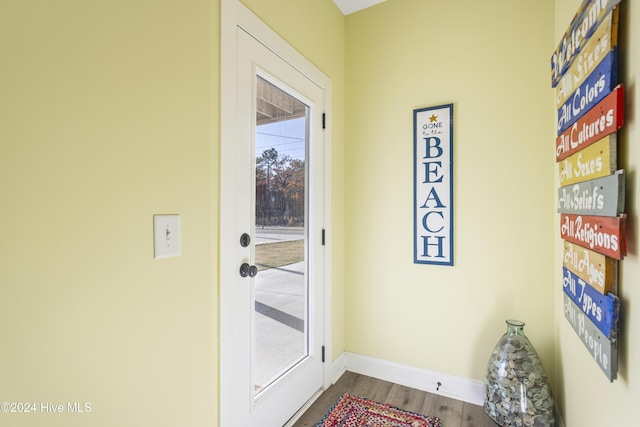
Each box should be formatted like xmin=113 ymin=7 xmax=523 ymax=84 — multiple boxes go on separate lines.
xmin=384 ymin=383 xmax=427 ymax=415
xmin=291 ymin=372 xmax=359 ymax=426
xmin=422 ymin=393 xmax=464 ymax=426
xmin=461 ymin=402 xmax=496 ymax=427
xmin=350 ymin=374 xmax=394 ymax=402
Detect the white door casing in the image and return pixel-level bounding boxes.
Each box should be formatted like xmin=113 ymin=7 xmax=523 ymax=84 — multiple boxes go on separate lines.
xmin=220 ymin=1 xmax=332 ymax=426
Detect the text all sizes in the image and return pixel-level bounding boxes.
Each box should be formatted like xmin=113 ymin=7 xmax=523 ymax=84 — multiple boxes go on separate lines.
xmin=419 ymin=136 xmax=447 ymax=259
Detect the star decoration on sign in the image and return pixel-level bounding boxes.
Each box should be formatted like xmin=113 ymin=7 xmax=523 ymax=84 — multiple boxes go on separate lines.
xmin=429 ymin=114 xmax=438 ymax=122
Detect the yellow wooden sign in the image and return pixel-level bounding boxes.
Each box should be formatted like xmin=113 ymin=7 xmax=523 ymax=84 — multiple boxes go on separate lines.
xmin=555 ymin=9 xmax=618 ymax=109
xmin=558 ymin=135 xmax=616 ymax=186
xmin=563 ymin=241 xmax=617 ymax=295
xmin=551 ymin=0 xmax=621 ymax=87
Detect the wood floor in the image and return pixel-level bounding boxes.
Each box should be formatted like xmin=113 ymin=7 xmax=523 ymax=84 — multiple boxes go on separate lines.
xmin=291 ymin=371 xmax=497 ymax=427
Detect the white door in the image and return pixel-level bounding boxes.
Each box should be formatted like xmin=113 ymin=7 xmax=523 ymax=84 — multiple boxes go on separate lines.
xmin=220 ymin=6 xmax=329 ymax=426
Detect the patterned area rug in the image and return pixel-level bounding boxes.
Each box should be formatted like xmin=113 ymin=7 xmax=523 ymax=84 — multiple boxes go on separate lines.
xmin=316 ymin=393 xmax=442 ymax=427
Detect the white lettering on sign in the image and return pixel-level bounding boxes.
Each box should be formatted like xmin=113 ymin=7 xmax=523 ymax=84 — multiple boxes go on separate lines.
xmin=551 ymin=0 xmax=620 ymax=87
xmin=564 ymin=243 xmax=605 ymax=288
xmin=564 ymin=296 xmax=608 ymax=368
xmin=558 ymin=185 xmax=604 ymax=211
xmin=563 ymin=270 xmax=604 ymax=321
xmin=560 ymin=215 xmax=619 ymax=252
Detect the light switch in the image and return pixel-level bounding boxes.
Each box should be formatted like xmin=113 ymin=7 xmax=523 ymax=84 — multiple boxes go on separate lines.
xmin=154 ymin=214 xmax=180 ymax=259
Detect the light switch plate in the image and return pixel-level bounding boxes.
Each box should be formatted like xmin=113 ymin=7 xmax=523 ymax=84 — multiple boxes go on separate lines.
xmin=154 ymin=214 xmax=180 ymax=259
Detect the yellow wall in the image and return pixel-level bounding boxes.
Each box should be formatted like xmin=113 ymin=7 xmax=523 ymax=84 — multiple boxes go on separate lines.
xmin=344 ymin=0 xmax=556 ymax=382
xmin=1 ymin=0 xmax=218 ymax=425
xmin=1 ymin=0 xmax=345 ymax=426
xmin=553 ymin=0 xmax=640 ymax=425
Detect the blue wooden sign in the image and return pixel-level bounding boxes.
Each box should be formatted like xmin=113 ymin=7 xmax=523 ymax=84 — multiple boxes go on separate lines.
xmin=555 ymin=9 xmax=618 ymax=109
xmin=551 ymin=0 xmax=621 ymax=87
xmin=557 ymin=49 xmax=617 ymax=135
xmin=414 ymin=104 xmax=454 ymax=266
xmin=563 ymin=267 xmax=619 ymax=340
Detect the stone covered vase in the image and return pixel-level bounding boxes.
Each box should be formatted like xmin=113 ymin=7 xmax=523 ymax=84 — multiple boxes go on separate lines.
xmin=484 ymin=320 xmax=554 ymax=427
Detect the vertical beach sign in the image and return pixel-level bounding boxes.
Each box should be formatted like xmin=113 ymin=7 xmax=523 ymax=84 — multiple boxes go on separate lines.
xmin=414 ymin=104 xmax=454 ymax=266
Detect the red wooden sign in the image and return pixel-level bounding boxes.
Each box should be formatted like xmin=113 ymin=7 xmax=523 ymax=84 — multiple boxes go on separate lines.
xmin=556 ymin=85 xmax=624 ymax=162
xmin=561 ymin=213 xmax=626 ymax=260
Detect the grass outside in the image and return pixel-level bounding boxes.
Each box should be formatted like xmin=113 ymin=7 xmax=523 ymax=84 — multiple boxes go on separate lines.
xmin=255 ymin=239 xmax=304 ymax=271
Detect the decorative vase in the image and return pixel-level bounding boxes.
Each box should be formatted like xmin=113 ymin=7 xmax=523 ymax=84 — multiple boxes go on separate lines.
xmin=484 ymin=320 xmax=555 ymax=427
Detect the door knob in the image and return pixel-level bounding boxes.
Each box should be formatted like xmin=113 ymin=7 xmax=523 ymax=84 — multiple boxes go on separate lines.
xmin=239 ymin=263 xmax=258 ymax=278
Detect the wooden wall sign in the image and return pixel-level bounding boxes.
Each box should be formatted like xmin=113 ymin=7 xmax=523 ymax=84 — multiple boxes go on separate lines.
xmin=564 ymin=293 xmax=618 ymax=381
xmin=413 ymin=104 xmax=454 ymax=266
xmin=560 ymin=213 xmax=626 ymax=260
xmin=555 ymin=9 xmax=619 ymax=108
xmin=563 ymin=241 xmax=618 ymax=295
xmin=557 ymin=50 xmax=617 ymax=135
xmin=557 ymin=170 xmax=625 ymax=217
xmin=558 ymin=135 xmax=616 ymax=186
xmin=556 ymin=85 xmax=624 ymax=162
xmin=563 ymin=267 xmax=620 ymax=340
xmin=553 ymin=0 xmax=624 ymax=382
xmin=551 ymin=0 xmax=622 ymax=87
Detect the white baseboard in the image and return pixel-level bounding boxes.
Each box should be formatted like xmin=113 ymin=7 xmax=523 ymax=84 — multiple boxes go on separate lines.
xmin=331 ymin=351 xmax=347 ymax=384
xmin=331 ymin=352 xmax=485 ymax=406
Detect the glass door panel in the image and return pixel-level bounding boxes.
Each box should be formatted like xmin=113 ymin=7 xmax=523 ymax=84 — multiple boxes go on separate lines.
xmin=253 ymin=75 xmax=309 ymax=396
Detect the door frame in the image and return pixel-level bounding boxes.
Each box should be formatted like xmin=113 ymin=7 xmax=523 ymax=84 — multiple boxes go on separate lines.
xmin=220 ymin=0 xmax=333 ymax=424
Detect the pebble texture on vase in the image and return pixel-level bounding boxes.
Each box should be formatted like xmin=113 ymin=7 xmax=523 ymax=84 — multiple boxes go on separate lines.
xmin=484 ymin=320 xmax=555 ymax=427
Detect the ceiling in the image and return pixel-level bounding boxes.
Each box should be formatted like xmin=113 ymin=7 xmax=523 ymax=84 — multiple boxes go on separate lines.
xmin=255 ymin=1 xmax=390 ymax=125
xmin=332 ymin=0 xmax=387 ymax=15
xmin=256 ymin=76 xmax=306 ymax=125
